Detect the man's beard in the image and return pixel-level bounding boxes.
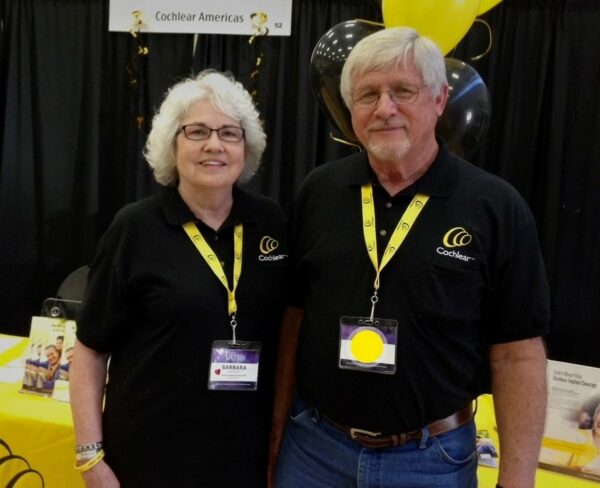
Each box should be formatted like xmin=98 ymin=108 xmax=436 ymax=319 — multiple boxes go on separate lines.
xmin=367 ymin=138 xmax=411 ymax=161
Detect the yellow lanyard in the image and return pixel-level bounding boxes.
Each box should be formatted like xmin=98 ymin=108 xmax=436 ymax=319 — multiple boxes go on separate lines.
xmin=361 ymin=183 xmax=429 ymax=317
xmin=183 ymin=222 xmax=243 ymax=341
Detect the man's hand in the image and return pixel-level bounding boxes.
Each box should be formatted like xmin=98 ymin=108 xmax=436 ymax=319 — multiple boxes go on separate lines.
xmin=490 ymin=337 xmax=547 ymax=488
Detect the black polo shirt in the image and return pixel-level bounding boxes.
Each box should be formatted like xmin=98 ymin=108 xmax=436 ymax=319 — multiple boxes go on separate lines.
xmin=291 ymin=143 xmax=550 ymax=433
xmin=77 ymin=186 xmax=288 ymax=487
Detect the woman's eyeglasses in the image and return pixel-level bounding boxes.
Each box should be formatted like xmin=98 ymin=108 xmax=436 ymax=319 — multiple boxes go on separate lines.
xmin=180 ymin=124 xmax=245 ymax=142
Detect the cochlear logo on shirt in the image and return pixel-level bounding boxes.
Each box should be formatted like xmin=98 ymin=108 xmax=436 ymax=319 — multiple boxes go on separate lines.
xmin=437 ymin=227 xmax=475 ymax=262
xmin=260 ymin=236 xmax=279 ymax=254
xmin=258 ymin=236 xmax=287 ymax=262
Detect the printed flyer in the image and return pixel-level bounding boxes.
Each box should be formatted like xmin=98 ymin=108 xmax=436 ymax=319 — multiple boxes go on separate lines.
xmin=21 ymin=316 xmax=77 ymax=398
xmin=539 ymin=359 xmax=600 ymax=482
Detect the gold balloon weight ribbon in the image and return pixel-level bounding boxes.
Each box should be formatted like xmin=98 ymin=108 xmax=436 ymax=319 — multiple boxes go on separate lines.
xmin=248 ymin=12 xmax=270 ymax=103
xmin=127 ymin=10 xmax=150 ymax=131
xmin=130 ymin=10 xmax=150 ymax=55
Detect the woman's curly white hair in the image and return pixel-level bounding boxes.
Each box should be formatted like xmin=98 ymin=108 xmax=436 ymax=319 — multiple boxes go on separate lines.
xmin=144 ymin=70 xmax=266 ymax=186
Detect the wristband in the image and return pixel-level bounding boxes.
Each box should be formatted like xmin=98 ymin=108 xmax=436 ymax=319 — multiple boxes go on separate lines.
xmin=75 ymin=449 xmax=102 ymax=463
xmin=74 ymin=449 xmax=105 ymax=473
xmin=75 ymin=441 xmax=103 ymax=454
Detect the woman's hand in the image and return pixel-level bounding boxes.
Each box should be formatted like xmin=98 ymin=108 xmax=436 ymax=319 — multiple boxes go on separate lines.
xmin=81 ymin=460 xmax=120 ymax=488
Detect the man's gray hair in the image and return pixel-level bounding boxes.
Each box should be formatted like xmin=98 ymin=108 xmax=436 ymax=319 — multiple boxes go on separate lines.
xmin=340 ymin=27 xmax=447 ymax=107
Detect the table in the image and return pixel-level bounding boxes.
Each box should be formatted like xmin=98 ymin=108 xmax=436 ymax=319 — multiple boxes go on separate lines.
xmin=1 ymin=334 xmax=598 ymax=487
xmin=0 ymin=335 xmax=84 ymax=488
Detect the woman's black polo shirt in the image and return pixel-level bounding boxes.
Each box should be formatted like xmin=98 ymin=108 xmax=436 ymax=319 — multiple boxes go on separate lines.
xmin=76 ymin=186 xmax=288 ymax=486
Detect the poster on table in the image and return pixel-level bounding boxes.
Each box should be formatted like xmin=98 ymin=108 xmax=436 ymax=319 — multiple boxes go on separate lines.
xmin=539 ymin=359 xmax=600 ymax=482
xmin=109 ymin=0 xmax=293 ymax=36
xmin=21 ymin=316 xmax=77 ymax=398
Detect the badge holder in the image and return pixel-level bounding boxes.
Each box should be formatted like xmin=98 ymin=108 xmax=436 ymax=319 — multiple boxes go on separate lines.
xmin=208 ymin=314 xmax=262 ymax=391
xmin=338 ymin=292 xmax=398 ymax=375
xmin=339 ymin=316 xmax=397 ymax=374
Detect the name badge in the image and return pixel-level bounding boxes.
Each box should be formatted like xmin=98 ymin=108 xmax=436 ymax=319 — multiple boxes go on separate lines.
xmin=339 ymin=316 xmax=398 ymax=375
xmin=208 ymin=340 xmax=261 ymax=391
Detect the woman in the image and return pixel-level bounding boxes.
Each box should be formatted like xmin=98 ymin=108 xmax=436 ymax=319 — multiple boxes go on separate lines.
xmin=69 ymin=70 xmax=288 ymax=487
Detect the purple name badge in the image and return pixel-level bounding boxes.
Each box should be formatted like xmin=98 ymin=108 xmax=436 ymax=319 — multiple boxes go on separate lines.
xmin=208 ymin=340 xmax=261 ymax=391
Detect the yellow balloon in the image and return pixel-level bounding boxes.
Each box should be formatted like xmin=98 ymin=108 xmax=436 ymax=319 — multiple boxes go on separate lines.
xmin=382 ymin=0 xmax=481 ymax=55
xmin=477 ymin=0 xmax=502 ymax=15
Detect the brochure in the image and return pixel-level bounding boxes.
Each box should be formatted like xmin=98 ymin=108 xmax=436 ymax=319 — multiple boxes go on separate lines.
xmin=539 ymin=359 xmax=600 ymax=483
xmin=21 ymin=316 xmax=77 ymax=398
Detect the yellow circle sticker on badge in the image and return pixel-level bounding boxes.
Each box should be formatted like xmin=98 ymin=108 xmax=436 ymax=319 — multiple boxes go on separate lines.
xmin=350 ymin=329 xmax=384 ymax=363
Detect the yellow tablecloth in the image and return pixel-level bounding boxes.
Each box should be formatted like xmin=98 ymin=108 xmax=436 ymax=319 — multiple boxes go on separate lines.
xmin=1 ymin=334 xmax=598 ymax=487
xmin=0 ymin=335 xmax=84 ymax=488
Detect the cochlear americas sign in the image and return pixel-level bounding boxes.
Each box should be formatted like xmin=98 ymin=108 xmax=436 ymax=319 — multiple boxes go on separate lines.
xmin=109 ymin=0 xmax=292 ymax=36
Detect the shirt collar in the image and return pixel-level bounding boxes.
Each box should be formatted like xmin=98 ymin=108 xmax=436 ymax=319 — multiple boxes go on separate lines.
xmin=348 ymin=138 xmax=459 ymax=198
xmin=161 ymin=185 xmax=260 ymax=227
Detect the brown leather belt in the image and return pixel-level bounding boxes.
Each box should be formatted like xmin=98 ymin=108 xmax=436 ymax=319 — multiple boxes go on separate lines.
xmin=324 ymin=403 xmax=473 ymax=449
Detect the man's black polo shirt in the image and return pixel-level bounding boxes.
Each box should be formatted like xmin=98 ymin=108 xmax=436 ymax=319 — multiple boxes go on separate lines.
xmin=291 ymin=143 xmax=550 ymax=433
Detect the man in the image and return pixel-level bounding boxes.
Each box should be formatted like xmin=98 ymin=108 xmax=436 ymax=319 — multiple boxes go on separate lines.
xmin=271 ymin=27 xmax=549 ymax=488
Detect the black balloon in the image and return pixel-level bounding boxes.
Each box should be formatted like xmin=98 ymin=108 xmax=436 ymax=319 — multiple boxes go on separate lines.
xmin=436 ymin=58 xmax=491 ymax=159
xmin=310 ymin=19 xmax=382 ymax=144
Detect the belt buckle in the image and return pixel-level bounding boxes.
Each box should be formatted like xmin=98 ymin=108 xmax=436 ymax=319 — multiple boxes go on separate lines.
xmin=349 ymin=427 xmax=382 ymax=440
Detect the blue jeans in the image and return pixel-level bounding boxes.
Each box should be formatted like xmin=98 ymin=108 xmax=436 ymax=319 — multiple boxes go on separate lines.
xmin=274 ymin=392 xmax=478 ymax=488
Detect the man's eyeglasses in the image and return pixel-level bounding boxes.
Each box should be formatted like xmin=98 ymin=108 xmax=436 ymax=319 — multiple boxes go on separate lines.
xmin=352 ymin=84 xmax=425 ymax=108
xmin=180 ymin=124 xmax=245 ymax=142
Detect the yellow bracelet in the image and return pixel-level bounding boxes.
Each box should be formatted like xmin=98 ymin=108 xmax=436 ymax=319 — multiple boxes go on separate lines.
xmin=74 ymin=449 xmax=105 ymax=472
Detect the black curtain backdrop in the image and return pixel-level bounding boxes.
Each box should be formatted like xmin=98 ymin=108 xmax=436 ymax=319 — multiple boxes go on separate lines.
xmin=1 ymin=0 xmax=598 ymax=367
